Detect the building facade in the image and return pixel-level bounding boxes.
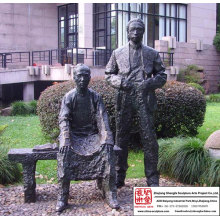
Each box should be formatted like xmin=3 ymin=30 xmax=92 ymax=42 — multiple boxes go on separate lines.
xmin=0 ymin=3 xmax=219 ymax=102
xmin=0 ymin=3 xmax=216 ymax=51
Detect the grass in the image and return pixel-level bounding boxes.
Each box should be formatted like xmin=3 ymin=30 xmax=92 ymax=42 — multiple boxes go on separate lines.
xmin=127 ymin=150 xmax=145 ymax=179
xmin=0 ymin=116 xmax=53 ymax=184
xmin=196 ymin=102 xmax=220 ymax=141
xmin=0 ymin=116 xmax=52 ymax=149
xmin=0 ymin=101 xmax=220 ymax=185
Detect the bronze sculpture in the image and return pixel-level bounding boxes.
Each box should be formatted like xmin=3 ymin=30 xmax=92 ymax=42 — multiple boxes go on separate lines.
xmin=56 ymin=63 xmax=119 ymax=212
xmin=105 ymin=18 xmax=167 ymax=187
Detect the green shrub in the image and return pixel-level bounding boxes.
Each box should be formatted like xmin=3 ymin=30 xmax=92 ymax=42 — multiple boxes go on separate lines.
xmin=11 ymin=100 xmax=37 ymax=116
xmin=158 ymin=137 xmax=209 ymax=185
xmin=37 ymin=80 xmax=206 ymax=140
xmin=158 ymin=137 xmax=183 ymax=176
xmin=188 ymin=83 xmax=205 ymax=94
xmin=206 ymin=94 xmax=220 ymax=103
xmin=0 ymin=146 xmax=22 ymax=185
xmin=155 ymin=81 xmax=206 ymax=138
xmin=37 ymin=81 xmax=75 ymax=139
xmin=203 ymin=159 xmax=220 ymax=186
xmin=171 ymin=138 xmax=209 ymax=184
xmin=177 ymin=65 xmax=203 ymax=84
xmin=213 ymin=33 xmax=220 ymax=52
xmin=29 ymin=100 xmax=37 ymax=115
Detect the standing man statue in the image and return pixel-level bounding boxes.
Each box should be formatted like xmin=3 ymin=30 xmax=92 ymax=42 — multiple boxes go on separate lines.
xmin=105 ymin=18 xmax=167 ymax=187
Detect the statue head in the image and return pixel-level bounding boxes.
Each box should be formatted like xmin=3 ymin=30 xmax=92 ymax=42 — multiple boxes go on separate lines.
xmin=73 ymin=63 xmax=91 ymax=91
xmin=127 ymin=18 xmax=145 ymax=44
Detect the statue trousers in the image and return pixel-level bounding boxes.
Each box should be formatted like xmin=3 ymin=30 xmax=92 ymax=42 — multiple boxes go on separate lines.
xmin=115 ymin=88 xmax=159 ymax=185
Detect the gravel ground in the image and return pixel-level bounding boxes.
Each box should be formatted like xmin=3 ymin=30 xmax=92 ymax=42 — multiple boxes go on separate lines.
xmin=0 ymin=177 xmax=190 ymax=216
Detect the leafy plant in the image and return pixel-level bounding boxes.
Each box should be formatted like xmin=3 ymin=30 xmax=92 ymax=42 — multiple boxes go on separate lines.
xmin=206 ymin=94 xmax=220 ymax=103
xmin=202 ymin=159 xmax=220 ymax=186
xmin=177 ymin=65 xmax=203 ymax=84
xmin=171 ymin=138 xmax=209 ymax=184
xmin=213 ymin=33 xmax=220 ymax=52
xmin=158 ymin=137 xmax=210 ymax=185
xmin=188 ymin=82 xmax=205 ymax=94
xmin=11 ymin=100 xmax=37 ymax=116
xmin=158 ymin=137 xmax=183 ymax=176
xmin=0 ymin=146 xmax=22 ymax=185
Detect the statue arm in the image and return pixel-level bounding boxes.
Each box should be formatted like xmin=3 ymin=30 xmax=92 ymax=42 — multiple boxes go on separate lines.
xmin=59 ymin=95 xmax=72 ymax=150
xmin=105 ymin=50 xmax=123 ymax=89
xmin=144 ymin=52 xmax=167 ymax=90
xmin=96 ymin=95 xmax=114 ymax=146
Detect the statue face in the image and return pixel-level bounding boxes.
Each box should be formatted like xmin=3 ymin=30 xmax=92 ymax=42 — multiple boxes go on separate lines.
xmin=74 ymin=70 xmax=91 ymax=90
xmin=128 ymin=21 xmax=144 ymax=44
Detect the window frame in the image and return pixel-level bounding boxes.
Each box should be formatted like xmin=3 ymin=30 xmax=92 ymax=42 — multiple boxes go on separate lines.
xmin=93 ymin=3 xmax=187 ymax=50
xmin=58 ymin=3 xmax=78 ymax=49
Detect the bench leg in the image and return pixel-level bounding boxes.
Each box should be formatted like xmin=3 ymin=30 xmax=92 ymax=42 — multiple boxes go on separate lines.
xmin=22 ymin=162 xmax=36 ymax=203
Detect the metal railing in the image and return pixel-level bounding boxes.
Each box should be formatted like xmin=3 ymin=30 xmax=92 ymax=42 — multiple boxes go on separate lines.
xmin=159 ymin=52 xmax=174 ymax=67
xmin=32 ymin=48 xmax=94 ymax=66
xmin=0 ymin=48 xmax=174 ymax=69
xmin=0 ymin=52 xmax=31 ymax=68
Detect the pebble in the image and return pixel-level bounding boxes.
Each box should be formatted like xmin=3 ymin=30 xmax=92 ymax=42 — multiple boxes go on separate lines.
xmin=0 ymin=177 xmax=190 ymax=216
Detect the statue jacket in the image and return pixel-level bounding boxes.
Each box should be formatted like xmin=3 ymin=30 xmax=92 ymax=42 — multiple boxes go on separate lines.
xmin=59 ymin=88 xmax=114 ymax=148
xmin=105 ymin=43 xmax=167 ymax=112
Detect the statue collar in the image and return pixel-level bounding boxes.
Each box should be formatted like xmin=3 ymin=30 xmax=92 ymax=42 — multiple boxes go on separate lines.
xmin=129 ymin=41 xmax=142 ymax=50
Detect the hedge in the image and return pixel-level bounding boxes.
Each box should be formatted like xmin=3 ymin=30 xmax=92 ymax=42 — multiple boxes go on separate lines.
xmin=37 ymin=80 xmax=206 ymax=141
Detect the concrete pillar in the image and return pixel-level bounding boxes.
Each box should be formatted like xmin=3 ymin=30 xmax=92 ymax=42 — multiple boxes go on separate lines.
xmin=78 ymin=3 xmax=93 ymax=66
xmin=23 ymin=82 xmax=34 ymax=101
xmin=0 ymin=85 xmax=2 ymax=100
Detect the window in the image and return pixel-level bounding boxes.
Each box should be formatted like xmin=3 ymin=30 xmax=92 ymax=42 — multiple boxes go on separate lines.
xmin=58 ymin=4 xmax=78 ymax=49
xmin=93 ymin=3 xmax=187 ymax=50
xmin=216 ymin=3 xmax=220 ymax=33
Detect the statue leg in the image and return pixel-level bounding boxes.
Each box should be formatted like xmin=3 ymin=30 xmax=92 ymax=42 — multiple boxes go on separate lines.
xmin=56 ymin=152 xmax=71 ymax=212
xmin=100 ymin=146 xmax=120 ymax=209
xmin=137 ymin=105 xmax=160 ymax=186
xmin=56 ymin=178 xmax=70 ymax=212
xmin=115 ymin=102 xmax=133 ymax=188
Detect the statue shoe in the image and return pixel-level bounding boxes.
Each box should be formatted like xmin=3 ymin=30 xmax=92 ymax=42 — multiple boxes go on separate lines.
xmin=116 ymin=181 xmax=125 ymax=188
xmin=105 ymin=192 xmax=120 ymax=210
xmin=96 ymin=179 xmax=102 ymax=190
xmin=56 ymin=201 xmax=68 ymax=212
xmin=148 ymin=183 xmax=159 ymax=187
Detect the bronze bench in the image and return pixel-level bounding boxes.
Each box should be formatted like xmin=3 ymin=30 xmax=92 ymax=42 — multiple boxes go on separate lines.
xmin=8 ymin=144 xmax=58 ymax=203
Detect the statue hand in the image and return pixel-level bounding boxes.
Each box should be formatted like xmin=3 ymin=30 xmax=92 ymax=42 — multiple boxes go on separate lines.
xmin=139 ymin=79 xmax=152 ymax=91
xmin=121 ymin=79 xmax=133 ymax=91
xmin=101 ymin=144 xmax=113 ymax=152
xmin=59 ymin=145 xmax=70 ymax=154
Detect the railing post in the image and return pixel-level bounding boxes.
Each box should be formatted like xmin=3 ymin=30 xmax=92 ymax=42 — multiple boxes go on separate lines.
xmin=72 ymin=48 xmax=73 ymax=65
xmin=28 ymin=52 xmax=31 ymax=66
xmin=48 ymin=50 xmax=50 ymax=65
xmin=172 ymin=53 xmax=173 ymax=66
xmin=32 ymin=51 xmax=34 ymax=66
xmin=50 ymin=50 xmax=52 ymax=66
xmin=3 ymin=54 xmax=6 ymax=68
xmin=76 ymin=48 xmax=78 ymax=64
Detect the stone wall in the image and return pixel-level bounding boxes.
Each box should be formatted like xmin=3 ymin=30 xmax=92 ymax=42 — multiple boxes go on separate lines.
xmin=0 ymin=3 xmax=58 ymax=52
xmin=155 ymin=40 xmax=220 ymax=93
xmin=187 ymin=3 xmax=216 ymax=45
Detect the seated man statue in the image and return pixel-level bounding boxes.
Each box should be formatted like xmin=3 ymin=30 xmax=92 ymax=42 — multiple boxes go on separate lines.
xmin=56 ymin=63 xmax=119 ymax=212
